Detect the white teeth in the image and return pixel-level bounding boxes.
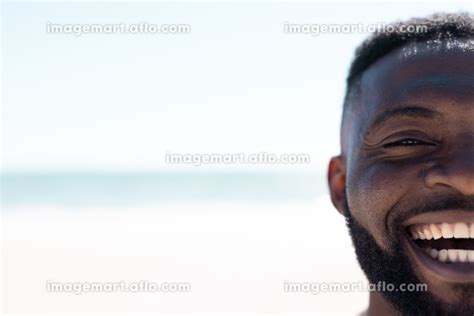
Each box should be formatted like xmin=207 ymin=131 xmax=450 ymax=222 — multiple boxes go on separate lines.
xmin=423 ymin=226 xmax=433 ymax=240
xmin=429 ymin=249 xmax=474 ymax=263
xmin=409 ymin=222 xmax=474 ymax=263
xmin=469 ymin=251 xmax=474 ymax=263
xmin=453 ymin=223 xmax=470 ymax=238
xmin=430 ymin=224 xmax=442 ymax=240
xmin=410 ymin=222 xmax=473 ymax=240
xmin=448 ymin=249 xmax=458 ymax=262
xmin=441 ymin=223 xmax=454 ymax=238
xmin=458 ymin=250 xmax=468 ymax=262
xmin=439 ymin=249 xmax=448 ymax=262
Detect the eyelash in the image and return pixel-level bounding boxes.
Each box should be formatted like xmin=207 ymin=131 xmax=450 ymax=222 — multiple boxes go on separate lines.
xmin=383 ymin=138 xmax=436 ymax=148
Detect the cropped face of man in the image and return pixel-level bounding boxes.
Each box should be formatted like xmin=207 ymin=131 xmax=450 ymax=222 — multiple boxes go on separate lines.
xmin=328 ymin=38 xmax=474 ymax=315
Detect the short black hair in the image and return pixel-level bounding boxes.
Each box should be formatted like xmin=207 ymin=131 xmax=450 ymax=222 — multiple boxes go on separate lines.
xmin=344 ymin=12 xmax=474 ymax=109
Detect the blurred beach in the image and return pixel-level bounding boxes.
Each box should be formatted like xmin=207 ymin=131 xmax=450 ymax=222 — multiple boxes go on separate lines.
xmin=2 ymin=172 xmax=367 ymax=315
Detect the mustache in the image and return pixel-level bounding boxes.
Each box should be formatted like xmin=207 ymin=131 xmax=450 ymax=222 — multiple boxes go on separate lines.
xmin=396 ymin=195 xmax=474 ymax=224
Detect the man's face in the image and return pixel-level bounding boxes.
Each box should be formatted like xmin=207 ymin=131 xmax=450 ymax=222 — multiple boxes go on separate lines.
xmin=329 ymin=40 xmax=474 ymax=314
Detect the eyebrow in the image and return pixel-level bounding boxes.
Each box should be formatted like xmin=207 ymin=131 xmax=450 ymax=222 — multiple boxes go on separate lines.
xmin=370 ymin=105 xmax=441 ymax=129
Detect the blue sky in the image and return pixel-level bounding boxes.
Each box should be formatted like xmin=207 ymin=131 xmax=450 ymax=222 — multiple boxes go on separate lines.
xmin=2 ymin=1 xmax=472 ymax=171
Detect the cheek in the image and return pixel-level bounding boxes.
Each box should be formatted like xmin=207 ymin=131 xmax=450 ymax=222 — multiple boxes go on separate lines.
xmin=347 ymin=161 xmax=420 ymax=250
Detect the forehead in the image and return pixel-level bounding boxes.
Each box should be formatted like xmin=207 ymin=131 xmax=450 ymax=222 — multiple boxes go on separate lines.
xmin=357 ymin=40 xmax=474 ymax=120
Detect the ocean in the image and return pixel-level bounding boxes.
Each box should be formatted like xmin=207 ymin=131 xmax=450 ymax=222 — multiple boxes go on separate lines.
xmin=1 ymin=171 xmax=327 ymax=207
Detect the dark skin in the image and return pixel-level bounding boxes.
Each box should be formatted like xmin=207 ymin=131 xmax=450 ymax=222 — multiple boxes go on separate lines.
xmin=328 ymin=40 xmax=474 ymax=315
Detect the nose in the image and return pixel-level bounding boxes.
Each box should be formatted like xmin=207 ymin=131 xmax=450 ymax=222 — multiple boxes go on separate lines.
xmin=424 ymin=140 xmax=474 ymax=196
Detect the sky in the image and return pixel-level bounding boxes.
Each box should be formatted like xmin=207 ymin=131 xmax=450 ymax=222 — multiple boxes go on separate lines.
xmin=2 ymin=1 xmax=472 ymax=172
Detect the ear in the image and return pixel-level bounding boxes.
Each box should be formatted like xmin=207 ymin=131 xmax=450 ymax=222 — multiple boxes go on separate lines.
xmin=327 ymin=155 xmax=346 ymax=216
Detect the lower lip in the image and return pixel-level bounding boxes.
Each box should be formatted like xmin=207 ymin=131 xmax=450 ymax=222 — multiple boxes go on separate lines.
xmin=405 ymin=236 xmax=474 ymax=283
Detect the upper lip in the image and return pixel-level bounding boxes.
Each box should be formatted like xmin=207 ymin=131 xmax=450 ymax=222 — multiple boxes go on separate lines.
xmin=402 ymin=210 xmax=474 ymax=227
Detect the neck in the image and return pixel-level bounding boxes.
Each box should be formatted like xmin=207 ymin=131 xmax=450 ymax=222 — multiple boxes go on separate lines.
xmin=367 ymin=292 xmax=399 ymax=316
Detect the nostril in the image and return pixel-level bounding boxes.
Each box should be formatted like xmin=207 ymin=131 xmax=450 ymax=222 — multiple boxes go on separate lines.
xmin=423 ymin=165 xmax=474 ymax=195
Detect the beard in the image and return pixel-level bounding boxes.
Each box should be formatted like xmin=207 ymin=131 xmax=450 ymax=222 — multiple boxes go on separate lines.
xmin=343 ymin=195 xmax=474 ymax=315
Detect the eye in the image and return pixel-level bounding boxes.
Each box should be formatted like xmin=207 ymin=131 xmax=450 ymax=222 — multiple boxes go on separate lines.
xmin=383 ymin=138 xmax=436 ymax=148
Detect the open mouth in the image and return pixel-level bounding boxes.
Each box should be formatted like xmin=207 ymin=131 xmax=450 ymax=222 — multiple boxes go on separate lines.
xmin=407 ymin=222 xmax=474 ymax=263
xmin=402 ymin=211 xmax=474 ymax=282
